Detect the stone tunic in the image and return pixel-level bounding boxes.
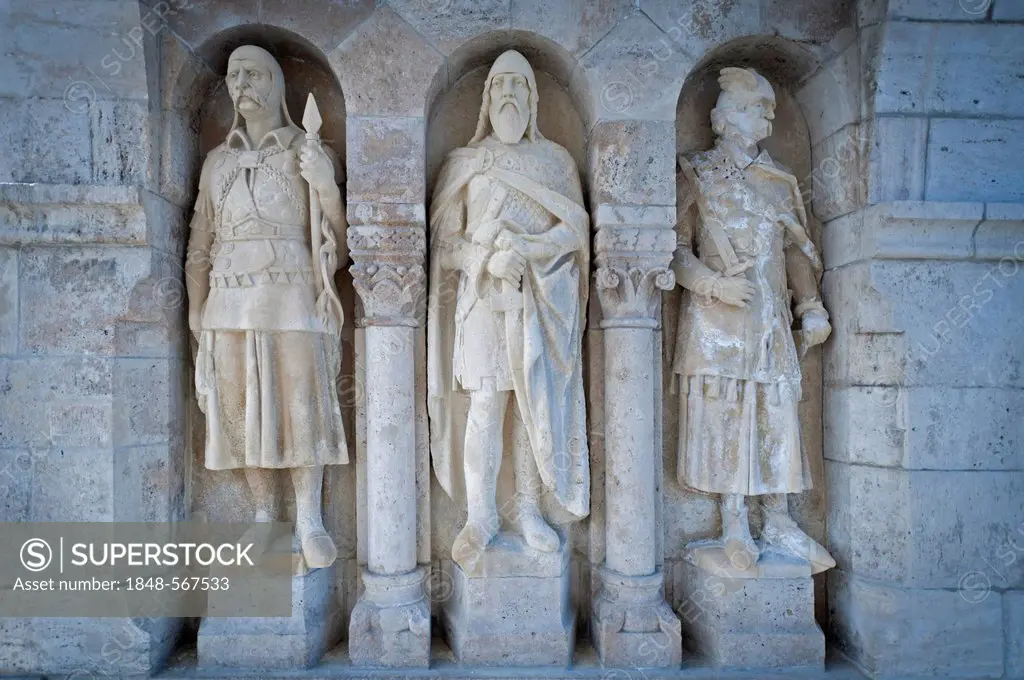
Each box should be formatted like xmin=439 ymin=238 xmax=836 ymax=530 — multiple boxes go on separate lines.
xmin=673 ymin=143 xmax=813 ymax=496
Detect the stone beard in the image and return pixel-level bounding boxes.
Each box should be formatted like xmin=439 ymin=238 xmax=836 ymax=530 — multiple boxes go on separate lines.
xmin=673 ymin=66 xmax=834 ymax=572
xmin=185 ymin=45 xmax=348 ymax=569
xmin=427 ymin=50 xmax=590 ymax=574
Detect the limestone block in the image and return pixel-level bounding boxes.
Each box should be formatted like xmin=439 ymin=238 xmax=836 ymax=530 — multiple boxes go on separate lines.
xmin=994 ymin=0 xmax=1024 ymax=20
xmin=347 ymin=116 xmax=425 ymax=204
xmin=827 ymin=461 xmax=1024 ymax=589
xmin=826 ymin=385 xmax=1024 ymax=471
xmin=976 ymin=204 xmax=1024 ymax=261
xmin=0 ymin=183 xmax=148 ymax=247
xmin=591 ymin=567 xmax=682 ymax=668
xmin=157 ymin=30 xmax=215 ymax=114
xmin=677 ymin=552 xmax=824 ymax=670
xmin=0 ymin=248 xmax=17 ymax=355
xmin=260 ymin=0 xmax=373 ymax=56
xmin=511 ymin=0 xmax=631 ymax=57
xmin=140 ymin=0 xmax=256 ymax=53
xmin=829 ymin=570 xmax=1004 ymax=678
xmin=32 ymin=448 xmax=114 ymax=521
xmin=0 ymin=356 xmax=113 ymax=451
xmin=642 ymin=0 xmax=761 ymax=63
xmin=796 ymin=40 xmax=860 ymax=147
xmin=1008 ymin=591 xmax=1024 ymax=678
xmin=867 ymin=117 xmax=927 ymax=203
xmin=573 ymin=11 xmax=694 ymax=126
xmin=115 ymin=442 xmax=186 ymax=522
xmin=18 ymin=246 xmax=151 ymax=355
xmin=442 ymin=535 xmax=574 ymax=666
xmin=0 ymin=450 xmax=32 ymax=522
xmin=889 ymin=0 xmax=990 ymax=19
xmin=198 ymin=564 xmax=340 ymax=669
xmin=927 ymin=119 xmax=1024 ymax=203
xmin=349 ymin=568 xmax=430 ymax=668
xmin=876 ymin=23 xmax=1024 ymax=116
xmin=387 ymin=0 xmax=510 ymax=56
xmin=158 ymin=109 xmax=200 ymax=208
xmin=113 ymin=358 xmax=187 ymax=447
xmin=810 ymin=122 xmax=866 ymax=222
xmin=0 ymin=0 xmax=149 ymax=100
xmin=588 ymin=120 xmax=675 ymax=207
xmin=90 ymin=99 xmax=151 ymax=186
xmin=0 ymin=97 xmax=92 ymax=184
xmin=764 ymin=0 xmax=856 ymax=52
xmin=330 ymin=7 xmax=443 ymax=118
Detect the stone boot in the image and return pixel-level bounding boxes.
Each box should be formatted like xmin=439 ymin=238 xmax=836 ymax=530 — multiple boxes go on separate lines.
xmin=763 ymin=509 xmax=836 ymax=572
xmin=721 ymin=495 xmax=759 ymax=570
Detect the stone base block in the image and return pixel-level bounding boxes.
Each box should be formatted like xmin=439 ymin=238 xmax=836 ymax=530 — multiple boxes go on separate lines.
xmin=349 ymin=567 xmax=430 ymax=668
xmin=198 ymin=563 xmax=338 ymax=669
xmin=677 ymin=544 xmax=824 ymax=671
xmin=591 ymin=566 xmax=682 ymax=668
xmin=442 ymin=532 xmax=574 ymax=666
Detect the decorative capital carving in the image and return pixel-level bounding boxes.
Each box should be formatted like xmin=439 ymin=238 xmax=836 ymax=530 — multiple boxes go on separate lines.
xmin=594 ymin=262 xmax=675 ymax=328
xmin=348 ymin=222 xmax=426 ymax=327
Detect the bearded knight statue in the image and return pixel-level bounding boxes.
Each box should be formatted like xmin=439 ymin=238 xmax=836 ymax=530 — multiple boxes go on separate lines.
xmin=427 ymin=50 xmax=590 ymax=574
xmin=672 ymin=67 xmax=835 ymax=573
xmin=185 ymin=45 xmax=348 ymax=569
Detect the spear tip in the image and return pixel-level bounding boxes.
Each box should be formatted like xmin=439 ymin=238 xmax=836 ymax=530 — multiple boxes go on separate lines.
xmin=302 ymin=93 xmax=322 ymax=135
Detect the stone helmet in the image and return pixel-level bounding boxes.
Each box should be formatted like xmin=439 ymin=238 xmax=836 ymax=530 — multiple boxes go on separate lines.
xmin=225 ymin=44 xmax=297 ymax=133
xmin=470 ymin=49 xmax=541 ymax=143
xmin=710 ymin=66 xmax=775 ymax=136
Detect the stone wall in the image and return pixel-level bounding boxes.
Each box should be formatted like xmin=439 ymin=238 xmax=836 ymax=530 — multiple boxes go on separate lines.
xmin=0 ymin=0 xmax=1020 ymax=677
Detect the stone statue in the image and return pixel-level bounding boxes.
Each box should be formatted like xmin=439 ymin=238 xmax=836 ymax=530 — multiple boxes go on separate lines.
xmin=427 ymin=50 xmax=590 ymax=574
xmin=185 ymin=45 xmax=348 ymax=569
xmin=671 ymin=67 xmax=835 ymax=573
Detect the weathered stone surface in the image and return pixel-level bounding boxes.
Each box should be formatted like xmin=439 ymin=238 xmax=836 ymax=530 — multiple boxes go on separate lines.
xmin=347 ymin=116 xmax=425 ymax=204
xmin=90 ymin=99 xmax=151 ymax=186
xmin=0 ymin=248 xmax=17 ymax=355
xmin=0 ymin=450 xmax=32 ymax=522
xmin=889 ymin=0 xmax=991 ymax=20
xmin=796 ymin=41 xmax=860 ymax=147
xmin=388 ymin=0 xmax=510 ymax=55
xmin=867 ymin=117 xmax=926 ymax=203
xmin=330 ymin=6 xmax=443 ymax=118
xmin=927 ymin=119 xmax=1024 ymax=203
xmin=511 ymin=0 xmax=631 ymax=57
xmin=975 ymin=203 xmax=1024 ymax=261
xmin=588 ymin=120 xmax=675 ymax=206
xmin=573 ymin=10 xmax=693 ymax=125
xmin=829 ymin=570 xmax=1004 ymax=678
xmin=0 ymin=97 xmax=92 ymax=184
xmin=876 ymin=23 xmax=1024 ymax=116
xmin=260 ymin=0 xmax=374 ymax=56
xmin=1008 ymin=590 xmax=1024 ymax=678
xmin=677 ymin=556 xmax=824 ymax=670
xmin=139 ymin=0 xmax=256 ymax=52
xmin=643 ymin=0 xmax=762 ymax=62
xmin=994 ymin=0 xmax=1024 ymax=20
xmin=32 ymin=448 xmax=114 ymax=521
xmin=115 ymin=442 xmax=185 ymax=521
xmin=810 ymin=122 xmax=865 ymax=221
xmin=827 ymin=461 xmax=1024 ymax=589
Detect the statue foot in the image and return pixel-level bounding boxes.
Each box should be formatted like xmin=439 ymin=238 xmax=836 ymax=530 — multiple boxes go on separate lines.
xmin=763 ymin=510 xmax=835 ymax=571
xmin=520 ymin=509 xmax=559 ymax=552
xmin=452 ymin=519 xmax=498 ymax=575
xmin=298 ymin=524 xmax=337 ymax=569
xmin=722 ymin=498 xmax=759 ymax=570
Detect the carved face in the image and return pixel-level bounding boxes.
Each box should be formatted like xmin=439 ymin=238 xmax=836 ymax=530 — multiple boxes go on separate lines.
xmin=714 ymin=95 xmax=775 ymax=145
xmin=488 ymin=72 xmax=531 ymax=145
xmin=226 ymin=54 xmax=277 ymax=118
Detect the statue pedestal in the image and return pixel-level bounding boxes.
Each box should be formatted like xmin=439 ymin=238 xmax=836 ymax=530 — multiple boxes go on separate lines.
xmin=676 ymin=541 xmax=825 ymax=671
xmin=442 ymin=532 xmax=574 ymax=666
xmin=197 ymin=545 xmax=340 ymax=669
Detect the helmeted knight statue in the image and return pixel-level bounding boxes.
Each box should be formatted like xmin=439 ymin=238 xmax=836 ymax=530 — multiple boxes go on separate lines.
xmin=672 ymin=66 xmax=835 ymax=573
xmin=427 ymin=50 xmax=590 ymax=574
xmin=185 ymin=45 xmax=348 ymax=569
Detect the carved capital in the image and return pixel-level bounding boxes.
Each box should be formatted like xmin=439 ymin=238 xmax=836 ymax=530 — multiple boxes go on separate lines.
xmin=594 ymin=259 xmax=674 ymax=328
xmin=347 ymin=216 xmax=426 ymax=327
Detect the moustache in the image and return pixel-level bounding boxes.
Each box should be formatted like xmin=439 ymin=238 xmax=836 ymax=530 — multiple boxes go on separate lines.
xmin=233 ymin=89 xmax=264 ymax=106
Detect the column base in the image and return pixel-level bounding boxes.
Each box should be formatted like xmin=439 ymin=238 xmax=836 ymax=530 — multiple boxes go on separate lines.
xmin=198 ymin=563 xmax=338 ymax=669
xmin=348 ymin=567 xmax=430 ymax=668
xmin=676 ymin=541 xmax=824 ymax=670
xmin=442 ymin=532 xmax=574 ymax=667
xmin=591 ymin=566 xmax=682 ymax=668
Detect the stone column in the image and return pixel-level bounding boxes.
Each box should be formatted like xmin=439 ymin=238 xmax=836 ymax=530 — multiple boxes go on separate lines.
xmin=590 ymin=205 xmax=682 ymax=668
xmin=347 ymin=206 xmax=430 ymax=668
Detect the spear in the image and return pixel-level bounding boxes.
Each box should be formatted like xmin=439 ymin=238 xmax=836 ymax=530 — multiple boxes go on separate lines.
xmin=302 ymin=93 xmax=324 ymax=299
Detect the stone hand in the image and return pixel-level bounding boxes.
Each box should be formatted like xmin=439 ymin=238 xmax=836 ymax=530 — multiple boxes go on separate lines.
xmin=299 ymin=142 xmax=335 ymax=195
xmin=713 ymin=275 xmax=755 ymax=307
xmin=487 ymin=249 xmax=526 ymax=287
xmin=801 ymin=309 xmax=831 ymax=346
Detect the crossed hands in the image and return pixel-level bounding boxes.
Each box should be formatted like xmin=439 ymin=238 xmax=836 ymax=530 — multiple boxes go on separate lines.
xmin=486 ymin=227 xmax=528 ymax=287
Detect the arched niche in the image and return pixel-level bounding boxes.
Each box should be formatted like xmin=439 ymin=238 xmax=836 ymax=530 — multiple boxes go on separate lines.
xmin=160 ymin=24 xmax=357 ymax=622
xmin=423 ymin=29 xmax=595 ymax=624
xmin=664 ymin=36 xmax=857 ymax=614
